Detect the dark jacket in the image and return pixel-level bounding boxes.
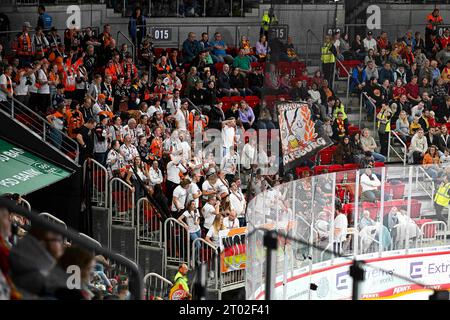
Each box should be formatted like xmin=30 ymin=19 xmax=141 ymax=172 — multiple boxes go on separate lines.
xmin=334 ymin=142 xmax=354 ymax=165
xmin=128 ymin=14 xmax=146 ymax=39
xmin=182 ymin=39 xmax=202 ymax=62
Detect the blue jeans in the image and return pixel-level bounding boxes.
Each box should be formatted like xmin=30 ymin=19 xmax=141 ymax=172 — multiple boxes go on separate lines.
xmin=49 ymin=127 xmax=62 ymax=149
xmin=372 ymin=152 xmax=386 ymax=163
xmin=190 ymin=230 xmax=202 ymax=263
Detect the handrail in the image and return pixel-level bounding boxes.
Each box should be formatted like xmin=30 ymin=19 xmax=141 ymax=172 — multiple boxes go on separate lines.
xmin=388 ymin=131 xmax=408 ymax=166
xmin=117 ymin=30 xmax=136 ymax=63
xmin=143 ymin=272 xmax=173 ymax=286
xmin=185 ymin=97 xmax=202 ymax=114
xmin=0 ymin=97 xmax=80 ymax=164
xmin=335 ymin=59 xmax=350 ymax=104
xmin=190 ymin=237 xmax=218 ymax=268
xmin=305 ymin=29 xmax=322 ymax=67
xmin=419 ymin=221 xmax=447 ymax=246
xmin=39 ymin=212 xmax=68 ymax=228
xmin=163 ymin=217 xmax=191 ymax=268
xmin=360 ymin=92 xmax=377 ymax=134
xmin=0 ymin=197 xmax=143 ymax=299
xmin=79 ymin=232 xmax=102 ymax=247
xmin=415 ymin=166 xmax=435 ymax=206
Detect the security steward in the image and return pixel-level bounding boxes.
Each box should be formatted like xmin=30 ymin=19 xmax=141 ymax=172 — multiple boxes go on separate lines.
xmin=434 ymin=174 xmax=450 ymax=222
xmin=169 ymin=263 xmax=191 ymax=300
xmin=321 ymin=35 xmax=336 ymax=88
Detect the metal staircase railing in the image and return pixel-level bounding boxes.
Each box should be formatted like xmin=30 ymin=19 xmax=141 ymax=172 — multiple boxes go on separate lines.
xmin=0 ymin=97 xmax=79 ymax=164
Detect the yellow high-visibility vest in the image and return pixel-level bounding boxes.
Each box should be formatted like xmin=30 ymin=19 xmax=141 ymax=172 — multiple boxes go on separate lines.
xmin=261 ymin=13 xmax=277 ymax=31
xmin=377 ymin=111 xmax=391 ymax=132
xmin=321 ymin=43 xmax=335 ymax=64
xmin=434 ymin=182 xmax=450 ymax=207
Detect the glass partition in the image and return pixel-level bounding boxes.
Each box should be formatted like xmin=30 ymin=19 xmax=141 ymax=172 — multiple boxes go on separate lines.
xmin=246 ymin=164 xmax=450 ymax=300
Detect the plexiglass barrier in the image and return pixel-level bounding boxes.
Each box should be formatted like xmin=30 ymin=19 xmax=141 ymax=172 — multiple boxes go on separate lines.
xmin=246 ymin=164 xmax=450 ymax=300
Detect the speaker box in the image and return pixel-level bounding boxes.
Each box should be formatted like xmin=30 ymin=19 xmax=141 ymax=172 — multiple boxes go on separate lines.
xmin=91 ymin=206 xmax=109 ymax=248
xmin=138 ymin=244 xmax=164 ymax=276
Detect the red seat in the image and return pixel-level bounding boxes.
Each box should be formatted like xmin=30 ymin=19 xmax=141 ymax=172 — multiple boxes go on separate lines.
xmin=385 ymin=182 xmax=405 ymax=200
xmin=250 ymin=62 xmax=261 ymax=69
xmin=318 ymin=151 xmax=334 ymax=165
xmin=296 ymin=166 xmax=312 ymax=178
xmin=374 ymin=162 xmax=385 ymax=168
xmin=245 ymin=96 xmax=260 ymax=108
xmin=230 ymin=96 xmax=243 ymax=102
xmin=362 ymin=202 xmax=379 ymax=220
xmin=214 ymin=62 xmax=225 ymax=72
xmin=153 ymin=47 xmax=165 ymax=58
xmin=314 ymin=165 xmax=330 ymax=175
xmin=328 ymin=164 xmax=344 ymax=173
xmin=277 ymin=94 xmax=291 ymax=101
xmin=415 ymin=219 xmax=436 ymax=238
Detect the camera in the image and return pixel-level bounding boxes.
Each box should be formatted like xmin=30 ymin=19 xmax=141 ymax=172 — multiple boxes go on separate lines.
xmin=25 ymin=77 xmax=32 ymax=86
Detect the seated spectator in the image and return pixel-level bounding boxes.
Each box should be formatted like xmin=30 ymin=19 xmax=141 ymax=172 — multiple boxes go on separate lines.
xmin=279 ymin=73 xmax=292 ymax=94
xmin=182 ymin=32 xmax=202 ymax=63
xmin=364 ymin=49 xmax=377 ymax=67
xmin=256 ymin=104 xmax=275 ymax=131
xmin=319 ymin=80 xmax=334 ymax=103
xmin=189 ymin=80 xmax=206 ymax=106
xmin=308 ymin=83 xmax=321 ymax=105
xmin=405 ymin=76 xmax=421 ymax=104
xmin=365 ymin=60 xmax=379 ymax=80
xmin=255 ymin=35 xmax=268 ymax=61
xmin=311 ymin=70 xmax=324 ymax=88
xmin=351 ymin=34 xmax=365 ymax=60
xmin=395 ymin=110 xmax=410 ymax=144
xmin=350 ymin=63 xmax=367 ymax=94
xmin=217 ymin=64 xmax=239 ymax=97
xmin=248 ymin=65 xmax=264 ymax=98
xmin=360 ymin=128 xmax=386 ymax=162
xmin=210 ymin=32 xmax=233 ymax=65
xmin=290 ymin=79 xmax=309 ymax=101
xmin=360 ymin=167 xmax=382 ymax=203
xmin=322 ymin=117 xmax=333 ymax=139
xmin=379 ymin=62 xmax=395 ymax=84
xmin=264 ymin=63 xmax=280 ymax=95
xmin=409 ymin=128 xmax=428 ymax=164
xmin=334 ymin=136 xmax=354 ymax=165
xmin=232 ymin=49 xmax=252 ymax=72
xmin=239 ymin=35 xmax=257 ymax=62
xmin=331 ymin=111 xmax=349 ymax=141
xmin=394 ymin=64 xmax=407 ymax=84
xmin=393 ymin=78 xmax=407 ymax=101
xmin=423 ymin=145 xmax=441 ymax=180
xmin=230 ymin=67 xmax=252 ymax=97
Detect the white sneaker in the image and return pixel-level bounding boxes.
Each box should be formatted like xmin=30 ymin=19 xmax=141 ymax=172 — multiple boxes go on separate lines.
xmin=209 ymin=270 xmax=215 ymax=279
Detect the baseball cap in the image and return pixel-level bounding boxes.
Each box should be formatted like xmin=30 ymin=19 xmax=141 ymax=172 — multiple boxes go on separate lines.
xmin=367 ymin=31 xmax=373 ymax=35
xmin=23 ymin=22 xmax=31 ymax=28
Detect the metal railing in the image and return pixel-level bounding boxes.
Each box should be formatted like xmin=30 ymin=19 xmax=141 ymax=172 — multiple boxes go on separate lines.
xmin=190 ymin=237 xmax=219 ymax=290
xmin=109 ymin=177 xmax=135 ymax=225
xmin=117 ymin=30 xmax=136 ymax=62
xmin=137 ymin=197 xmax=162 ymax=247
xmin=39 ymin=212 xmax=68 ymax=229
xmin=419 ymin=221 xmax=447 ymax=249
xmin=305 ymin=28 xmax=322 ymax=67
xmin=163 ymin=217 xmax=190 ymax=271
xmin=143 ymin=272 xmax=173 ymax=300
xmin=359 ymin=92 xmax=377 ymax=134
xmin=335 ymin=58 xmax=350 ymax=104
xmin=0 ymin=97 xmax=79 ymax=164
xmin=415 ymin=165 xmax=436 ymax=206
xmin=0 ymin=197 xmax=143 ymax=299
xmin=84 ymin=158 xmax=109 ymax=208
xmin=78 ymin=232 xmax=102 ymax=248
xmin=387 ymin=131 xmax=408 ymax=165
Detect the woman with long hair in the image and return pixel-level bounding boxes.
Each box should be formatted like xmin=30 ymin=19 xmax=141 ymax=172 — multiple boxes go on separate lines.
xmin=423 ymin=145 xmax=441 ymax=180
xmin=334 ymin=136 xmax=354 ymax=165
xmin=393 ymin=78 xmax=407 ymax=101
xmin=126 ymin=155 xmax=150 ymax=201
xmin=395 ymin=110 xmax=410 ymax=144
xmin=178 ymin=200 xmax=202 ymax=263
xmin=205 ymin=214 xmax=225 ymax=248
xmin=255 ymin=34 xmax=268 ymax=62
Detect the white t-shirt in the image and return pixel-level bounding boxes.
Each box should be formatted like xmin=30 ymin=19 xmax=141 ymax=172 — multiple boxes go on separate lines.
xmin=230 ymin=191 xmax=245 ymax=217
xmin=14 ymin=74 xmax=29 ymax=96
xmin=363 ymin=38 xmax=377 ymax=52
xmin=167 ymin=161 xmax=186 ymax=184
xmin=334 ymin=213 xmax=348 ymax=242
xmin=0 ymin=74 xmax=11 ymax=101
xmin=223 ymin=217 xmax=240 ymax=230
xmin=241 ymin=143 xmax=257 ymax=170
xmin=174 ymin=108 xmax=188 ymax=131
xmin=28 ymin=73 xmax=38 ymax=94
xmin=171 ymin=185 xmax=188 ymax=211
xmin=180 ymin=141 xmax=191 ymax=161
xmin=222 ymin=125 xmax=235 ymax=148
xmin=182 ymin=210 xmax=201 ymax=233
xmin=206 ymin=228 xmax=220 ymax=248
xmin=202 ymin=202 xmax=217 ymax=230
xmin=221 ymin=153 xmax=238 ymax=175
xmin=202 ymin=179 xmax=221 ymax=200
xmin=37 ymin=69 xmax=50 ymax=94
xmin=187 ymin=182 xmax=201 ymax=208
xmin=147 ymin=105 xmax=163 ymax=118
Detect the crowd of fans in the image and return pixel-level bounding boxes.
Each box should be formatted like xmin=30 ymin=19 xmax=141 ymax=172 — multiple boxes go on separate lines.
xmin=327 ymin=8 xmax=450 ymax=167
xmin=1 ymin=5 xmax=450 ymax=300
